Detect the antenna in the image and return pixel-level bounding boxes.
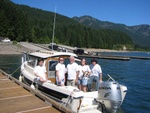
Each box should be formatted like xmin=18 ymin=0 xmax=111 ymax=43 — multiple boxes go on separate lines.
xmin=52 ymin=6 xmax=57 ymax=51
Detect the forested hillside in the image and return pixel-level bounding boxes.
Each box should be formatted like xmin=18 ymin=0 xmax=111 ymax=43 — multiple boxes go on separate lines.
xmin=0 ymin=0 xmax=133 ymax=49
xmin=0 ymin=0 xmax=31 ymax=41
xmin=73 ymin=16 xmax=150 ymax=49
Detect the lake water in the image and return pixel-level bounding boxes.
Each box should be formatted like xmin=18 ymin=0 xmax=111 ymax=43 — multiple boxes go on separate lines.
xmin=0 ymin=52 xmax=150 ymax=113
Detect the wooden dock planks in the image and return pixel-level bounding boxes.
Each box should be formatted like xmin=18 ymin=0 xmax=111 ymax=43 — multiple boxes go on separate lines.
xmin=0 ymin=72 xmax=60 ymax=113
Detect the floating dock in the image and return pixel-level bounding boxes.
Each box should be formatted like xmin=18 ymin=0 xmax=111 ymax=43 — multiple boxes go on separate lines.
xmin=129 ymin=56 xmax=150 ymax=60
xmin=78 ymin=55 xmax=150 ymax=61
xmin=20 ymin=42 xmax=150 ymax=61
xmin=78 ymin=55 xmax=130 ymax=61
xmin=0 ymin=69 xmax=73 ymax=113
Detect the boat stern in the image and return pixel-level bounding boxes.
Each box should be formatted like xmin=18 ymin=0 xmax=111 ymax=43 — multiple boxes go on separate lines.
xmin=96 ymin=81 xmax=125 ymax=113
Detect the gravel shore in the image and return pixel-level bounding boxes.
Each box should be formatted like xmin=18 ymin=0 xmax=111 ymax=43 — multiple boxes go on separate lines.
xmin=0 ymin=42 xmax=128 ymax=55
xmin=0 ymin=42 xmax=32 ymax=54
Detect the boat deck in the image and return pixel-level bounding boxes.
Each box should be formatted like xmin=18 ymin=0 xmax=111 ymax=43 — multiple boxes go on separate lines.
xmin=0 ymin=72 xmax=60 ymax=113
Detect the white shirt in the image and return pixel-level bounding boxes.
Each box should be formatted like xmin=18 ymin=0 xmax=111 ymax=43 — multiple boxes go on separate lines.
xmin=78 ymin=65 xmax=91 ymax=77
xmin=34 ymin=65 xmax=47 ymax=80
xmin=55 ymin=63 xmax=66 ymax=79
xmin=67 ymin=62 xmax=79 ymax=80
xmin=90 ymin=64 xmax=102 ymax=77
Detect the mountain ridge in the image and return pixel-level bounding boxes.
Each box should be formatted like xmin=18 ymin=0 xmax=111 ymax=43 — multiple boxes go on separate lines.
xmin=73 ymin=16 xmax=150 ymax=48
xmin=0 ymin=0 xmax=143 ymax=50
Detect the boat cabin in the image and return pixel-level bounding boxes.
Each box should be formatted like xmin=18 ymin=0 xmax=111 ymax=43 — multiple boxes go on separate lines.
xmin=23 ymin=50 xmax=80 ymax=83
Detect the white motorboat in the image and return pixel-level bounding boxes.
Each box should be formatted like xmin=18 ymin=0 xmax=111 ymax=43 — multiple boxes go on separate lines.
xmin=21 ymin=50 xmax=127 ymax=113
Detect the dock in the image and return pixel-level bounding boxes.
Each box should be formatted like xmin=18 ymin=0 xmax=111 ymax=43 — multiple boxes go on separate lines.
xmin=78 ymin=54 xmax=150 ymax=61
xmin=78 ymin=55 xmax=130 ymax=61
xmin=20 ymin=42 xmax=150 ymax=61
xmin=129 ymin=56 xmax=150 ymax=60
xmin=0 ymin=69 xmax=73 ymax=113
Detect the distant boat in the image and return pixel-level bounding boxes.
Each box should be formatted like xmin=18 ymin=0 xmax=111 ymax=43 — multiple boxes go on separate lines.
xmin=21 ymin=50 xmax=127 ymax=113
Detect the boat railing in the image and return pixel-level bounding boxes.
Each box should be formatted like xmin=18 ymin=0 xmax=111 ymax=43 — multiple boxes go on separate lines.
xmin=107 ymin=74 xmax=116 ymax=82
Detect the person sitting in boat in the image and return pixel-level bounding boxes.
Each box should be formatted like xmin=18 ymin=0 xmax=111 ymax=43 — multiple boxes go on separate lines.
xmin=55 ymin=57 xmax=66 ymax=86
xmin=34 ymin=58 xmax=48 ymax=82
xmin=88 ymin=58 xmax=102 ymax=91
xmin=66 ymin=56 xmax=79 ymax=86
xmin=78 ymin=58 xmax=91 ymax=92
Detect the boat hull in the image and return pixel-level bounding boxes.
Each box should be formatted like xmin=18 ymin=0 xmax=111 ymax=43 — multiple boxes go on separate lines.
xmin=23 ymin=75 xmax=68 ymax=100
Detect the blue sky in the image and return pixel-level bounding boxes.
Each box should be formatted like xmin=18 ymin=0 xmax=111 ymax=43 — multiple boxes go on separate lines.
xmin=11 ymin=0 xmax=150 ymax=26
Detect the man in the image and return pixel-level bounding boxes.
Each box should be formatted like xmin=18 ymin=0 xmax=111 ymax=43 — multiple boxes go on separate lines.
xmin=88 ymin=59 xmax=102 ymax=91
xmin=34 ymin=58 xmax=48 ymax=82
xmin=55 ymin=57 xmax=66 ymax=86
xmin=67 ymin=56 xmax=79 ymax=86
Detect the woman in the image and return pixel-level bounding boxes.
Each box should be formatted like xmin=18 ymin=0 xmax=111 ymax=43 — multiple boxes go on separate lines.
xmin=78 ymin=58 xmax=91 ymax=92
xmin=55 ymin=57 xmax=66 ymax=86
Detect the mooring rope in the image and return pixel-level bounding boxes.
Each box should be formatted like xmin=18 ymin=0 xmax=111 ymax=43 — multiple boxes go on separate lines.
xmin=59 ymin=91 xmax=74 ymax=110
xmin=10 ymin=65 xmax=21 ymax=76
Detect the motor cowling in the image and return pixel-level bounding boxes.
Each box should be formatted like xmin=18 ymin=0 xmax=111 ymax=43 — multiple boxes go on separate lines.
xmin=97 ymin=81 xmax=122 ymax=113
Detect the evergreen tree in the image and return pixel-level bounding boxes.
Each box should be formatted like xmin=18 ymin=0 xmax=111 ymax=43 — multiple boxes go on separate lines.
xmin=0 ymin=0 xmax=133 ymax=49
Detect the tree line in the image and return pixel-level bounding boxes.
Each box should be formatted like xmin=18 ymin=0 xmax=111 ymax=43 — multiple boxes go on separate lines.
xmin=0 ymin=0 xmax=133 ymax=49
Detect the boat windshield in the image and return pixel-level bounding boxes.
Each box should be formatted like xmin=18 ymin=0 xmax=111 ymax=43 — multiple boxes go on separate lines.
xmin=27 ymin=55 xmax=37 ymax=68
xmin=49 ymin=60 xmax=58 ymax=71
xmin=48 ymin=60 xmax=58 ymax=79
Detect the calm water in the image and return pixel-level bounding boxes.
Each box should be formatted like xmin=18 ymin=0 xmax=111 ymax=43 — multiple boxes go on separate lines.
xmin=0 ymin=54 xmax=22 ymax=79
xmin=0 ymin=52 xmax=150 ymax=113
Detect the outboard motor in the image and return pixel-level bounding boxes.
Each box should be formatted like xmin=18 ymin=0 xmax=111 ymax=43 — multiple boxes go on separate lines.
xmin=96 ymin=75 xmax=122 ymax=113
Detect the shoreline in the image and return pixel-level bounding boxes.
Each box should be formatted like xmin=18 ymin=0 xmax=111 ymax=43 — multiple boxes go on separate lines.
xmin=0 ymin=42 xmax=148 ymax=55
xmin=0 ymin=42 xmax=32 ymax=55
